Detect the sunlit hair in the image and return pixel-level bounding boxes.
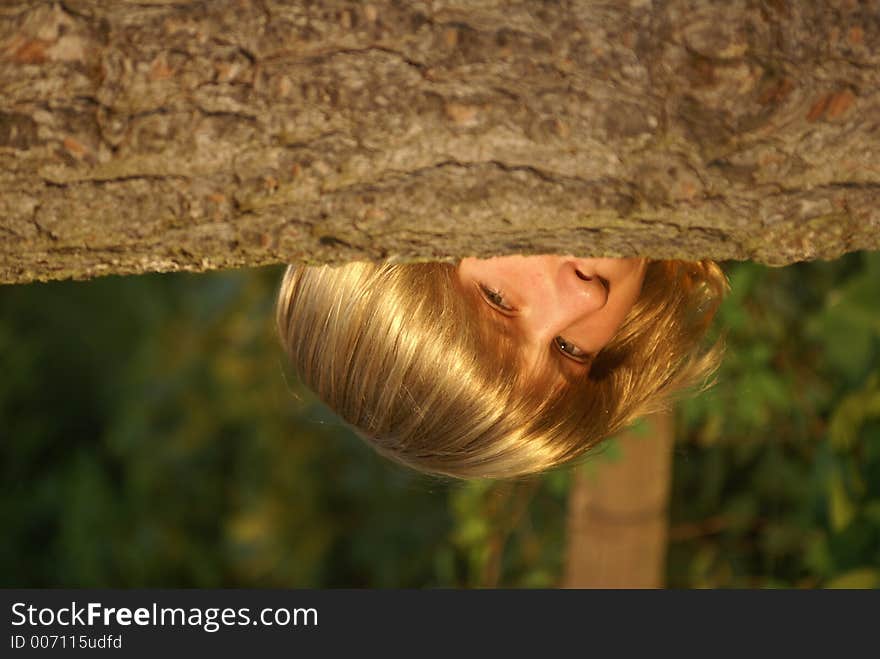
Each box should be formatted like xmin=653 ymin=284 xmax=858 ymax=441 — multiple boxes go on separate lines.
xmin=276 ymin=259 xmax=728 ymax=479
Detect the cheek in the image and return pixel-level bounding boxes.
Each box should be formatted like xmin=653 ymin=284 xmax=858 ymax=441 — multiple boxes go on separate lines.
xmin=603 ymin=298 xmax=638 ymax=344
xmin=596 ymin=320 xmax=624 ymax=352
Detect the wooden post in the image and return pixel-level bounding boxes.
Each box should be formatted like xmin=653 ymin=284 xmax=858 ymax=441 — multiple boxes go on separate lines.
xmin=562 ymin=410 xmax=674 ymax=588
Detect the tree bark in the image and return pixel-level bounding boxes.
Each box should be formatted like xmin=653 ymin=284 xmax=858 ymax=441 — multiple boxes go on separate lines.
xmin=2 ymin=0 xmax=878 ymax=284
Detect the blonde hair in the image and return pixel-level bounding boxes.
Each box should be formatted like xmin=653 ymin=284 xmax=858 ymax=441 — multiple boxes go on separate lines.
xmin=276 ymin=259 xmax=728 ymax=479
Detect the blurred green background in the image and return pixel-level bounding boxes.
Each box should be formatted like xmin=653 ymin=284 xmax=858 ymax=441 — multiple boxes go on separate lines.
xmin=1 ymin=252 xmax=878 ymax=588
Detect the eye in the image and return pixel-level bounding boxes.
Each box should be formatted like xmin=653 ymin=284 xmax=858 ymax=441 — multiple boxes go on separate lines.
xmin=554 ymin=336 xmax=591 ymax=364
xmin=478 ymin=283 xmax=516 ymax=312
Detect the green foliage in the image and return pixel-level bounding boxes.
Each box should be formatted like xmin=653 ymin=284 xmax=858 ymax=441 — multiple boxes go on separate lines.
xmin=670 ymin=252 xmax=880 ymax=588
xmin=2 ymin=251 xmax=878 ymax=587
xmin=0 ymin=267 xmax=567 ymax=587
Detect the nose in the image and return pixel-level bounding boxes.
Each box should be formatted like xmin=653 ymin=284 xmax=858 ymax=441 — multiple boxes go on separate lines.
xmin=520 ymin=258 xmax=608 ymax=343
xmin=563 ymin=259 xmax=609 ymax=311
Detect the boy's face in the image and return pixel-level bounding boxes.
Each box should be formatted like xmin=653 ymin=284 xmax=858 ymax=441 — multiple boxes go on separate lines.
xmin=456 ymin=255 xmax=647 ymax=377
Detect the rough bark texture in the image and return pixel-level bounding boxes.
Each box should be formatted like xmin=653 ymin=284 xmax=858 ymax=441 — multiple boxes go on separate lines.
xmin=562 ymin=411 xmax=674 ymax=588
xmin=1 ymin=0 xmax=879 ymax=284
